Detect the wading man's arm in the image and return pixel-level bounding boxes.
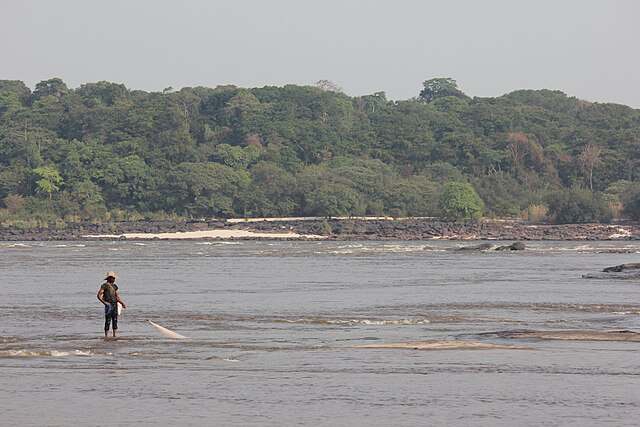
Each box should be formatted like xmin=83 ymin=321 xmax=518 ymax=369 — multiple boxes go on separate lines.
xmin=97 ymin=288 xmax=107 ymax=306
xmin=115 ymin=291 xmax=127 ymax=309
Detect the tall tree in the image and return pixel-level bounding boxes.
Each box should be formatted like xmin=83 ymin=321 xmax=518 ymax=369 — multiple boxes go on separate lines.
xmin=33 ymin=166 xmax=63 ymax=199
xmin=419 ymin=78 xmax=468 ymax=103
xmin=578 ymin=143 xmax=602 ymax=191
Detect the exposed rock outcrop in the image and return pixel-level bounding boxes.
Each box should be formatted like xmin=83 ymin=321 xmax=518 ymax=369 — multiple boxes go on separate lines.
xmin=495 ymin=241 xmax=526 ymax=251
xmin=0 ymin=219 xmax=639 ymax=241
xmin=457 ymin=243 xmax=495 ymax=251
xmin=603 ymin=263 xmax=640 ymax=273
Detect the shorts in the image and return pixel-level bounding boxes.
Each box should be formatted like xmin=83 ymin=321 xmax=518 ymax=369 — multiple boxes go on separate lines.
xmin=104 ymin=303 xmax=118 ymax=331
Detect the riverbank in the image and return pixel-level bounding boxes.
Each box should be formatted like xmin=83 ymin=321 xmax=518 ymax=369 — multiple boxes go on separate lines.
xmin=1 ymin=218 xmax=639 ymax=241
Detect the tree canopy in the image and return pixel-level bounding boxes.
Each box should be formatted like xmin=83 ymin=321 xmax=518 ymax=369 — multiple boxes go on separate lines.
xmin=1 ymin=77 xmax=639 ymax=224
xmin=438 ymin=182 xmax=484 ymax=221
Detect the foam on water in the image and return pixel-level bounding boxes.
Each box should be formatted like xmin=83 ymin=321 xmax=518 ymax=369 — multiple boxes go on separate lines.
xmin=270 ymin=317 xmax=430 ymax=326
xmin=528 ymin=244 xmax=640 ymax=254
xmin=195 ymin=241 xmax=242 ymax=245
xmin=354 ymin=340 xmax=526 ymax=350
xmin=0 ymin=349 xmax=95 ymax=357
xmin=0 ymin=243 xmax=31 ymax=248
xmin=316 ymin=244 xmax=441 ymax=255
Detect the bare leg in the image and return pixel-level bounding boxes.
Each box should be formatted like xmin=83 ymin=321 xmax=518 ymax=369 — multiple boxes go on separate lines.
xmin=104 ymin=330 xmax=108 ymax=338
xmin=113 ymin=329 xmax=118 ymax=337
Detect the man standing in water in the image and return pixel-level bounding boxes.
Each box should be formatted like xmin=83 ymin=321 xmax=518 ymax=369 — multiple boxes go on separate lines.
xmin=97 ymin=271 xmax=127 ymax=338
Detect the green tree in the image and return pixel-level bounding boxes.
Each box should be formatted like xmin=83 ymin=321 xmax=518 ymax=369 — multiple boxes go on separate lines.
xmin=242 ymin=162 xmax=297 ymax=217
xmin=546 ymin=188 xmax=612 ymax=224
xmin=306 ymin=183 xmax=365 ymax=217
xmin=32 ymin=77 xmax=68 ymax=100
xmin=0 ymin=165 xmax=29 ymax=198
xmin=94 ymin=155 xmax=155 ymax=209
xmin=430 ymin=95 xmax=469 ymax=113
xmin=76 ymin=81 xmax=130 ymax=107
xmin=0 ymin=80 xmax=30 ymax=116
xmin=33 ymin=166 xmax=63 ymax=198
xmin=69 ymin=180 xmax=107 ymax=220
xmin=419 ymin=78 xmax=468 ymax=103
xmin=438 ymin=182 xmax=484 ymax=220
xmin=211 ymin=144 xmax=261 ymax=170
xmin=472 ymin=172 xmax=533 ymax=217
xmin=620 ymin=183 xmax=640 ymax=220
xmin=167 ymin=162 xmax=248 ymax=218
xmin=383 ymin=175 xmax=439 ymax=217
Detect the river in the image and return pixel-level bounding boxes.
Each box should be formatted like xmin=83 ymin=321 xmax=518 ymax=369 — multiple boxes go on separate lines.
xmin=1 ymin=240 xmax=639 ymax=426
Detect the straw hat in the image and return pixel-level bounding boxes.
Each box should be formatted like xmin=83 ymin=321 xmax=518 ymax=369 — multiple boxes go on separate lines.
xmin=104 ymin=271 xmax=119 ymax=280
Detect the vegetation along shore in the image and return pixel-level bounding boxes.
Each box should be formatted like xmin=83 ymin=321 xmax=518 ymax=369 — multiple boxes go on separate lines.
xmin=1 ymin=78 xmax=639 ymax=226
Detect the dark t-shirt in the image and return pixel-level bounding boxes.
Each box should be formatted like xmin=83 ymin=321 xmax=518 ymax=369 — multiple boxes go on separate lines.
xmin=100 ymin=282 xmax=119 ymax=304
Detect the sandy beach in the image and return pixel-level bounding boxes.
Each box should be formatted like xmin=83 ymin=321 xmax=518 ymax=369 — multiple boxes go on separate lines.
xmin=83 ymin=228 xmax=325 ymax=240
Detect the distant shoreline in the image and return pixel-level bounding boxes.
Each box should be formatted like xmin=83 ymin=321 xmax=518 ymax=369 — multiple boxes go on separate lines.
xmin=1 ymin=218 xmax=639 ymax=241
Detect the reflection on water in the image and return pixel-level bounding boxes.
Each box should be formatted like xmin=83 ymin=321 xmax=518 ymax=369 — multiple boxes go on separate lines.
xmin=1 ymin=240 xmax=640 ymax=425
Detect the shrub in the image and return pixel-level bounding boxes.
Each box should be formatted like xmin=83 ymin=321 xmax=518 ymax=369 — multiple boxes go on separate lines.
xmin=621 ymin=185 xmax=640 ymax=220
xmin=546 ymin=188 xmax=612 ymax=224
xmin=524 ymin=204 xmax=549 ymax=223
xmin=472 ymin=173 xmax=533 ymax=217
xmin=3 ymin=194 xmax=25 ymax=213
xmin=608 ymin=201 xmax=624 ymax=221
xmin=387 ymin=207 xmax=406 ymax=219
xmin=438 ymin=182 xmax=484 ymax=221
xmin=319 ymin=219 xmax=333 ymax=235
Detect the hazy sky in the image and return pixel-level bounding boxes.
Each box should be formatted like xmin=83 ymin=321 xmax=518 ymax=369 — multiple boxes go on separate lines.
xmin=2 ymin=0 xmax=639 ymax=107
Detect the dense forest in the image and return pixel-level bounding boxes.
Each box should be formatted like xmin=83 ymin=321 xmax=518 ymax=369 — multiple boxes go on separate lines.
xmin=1 ymin=77 xmax=639 ymax=226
